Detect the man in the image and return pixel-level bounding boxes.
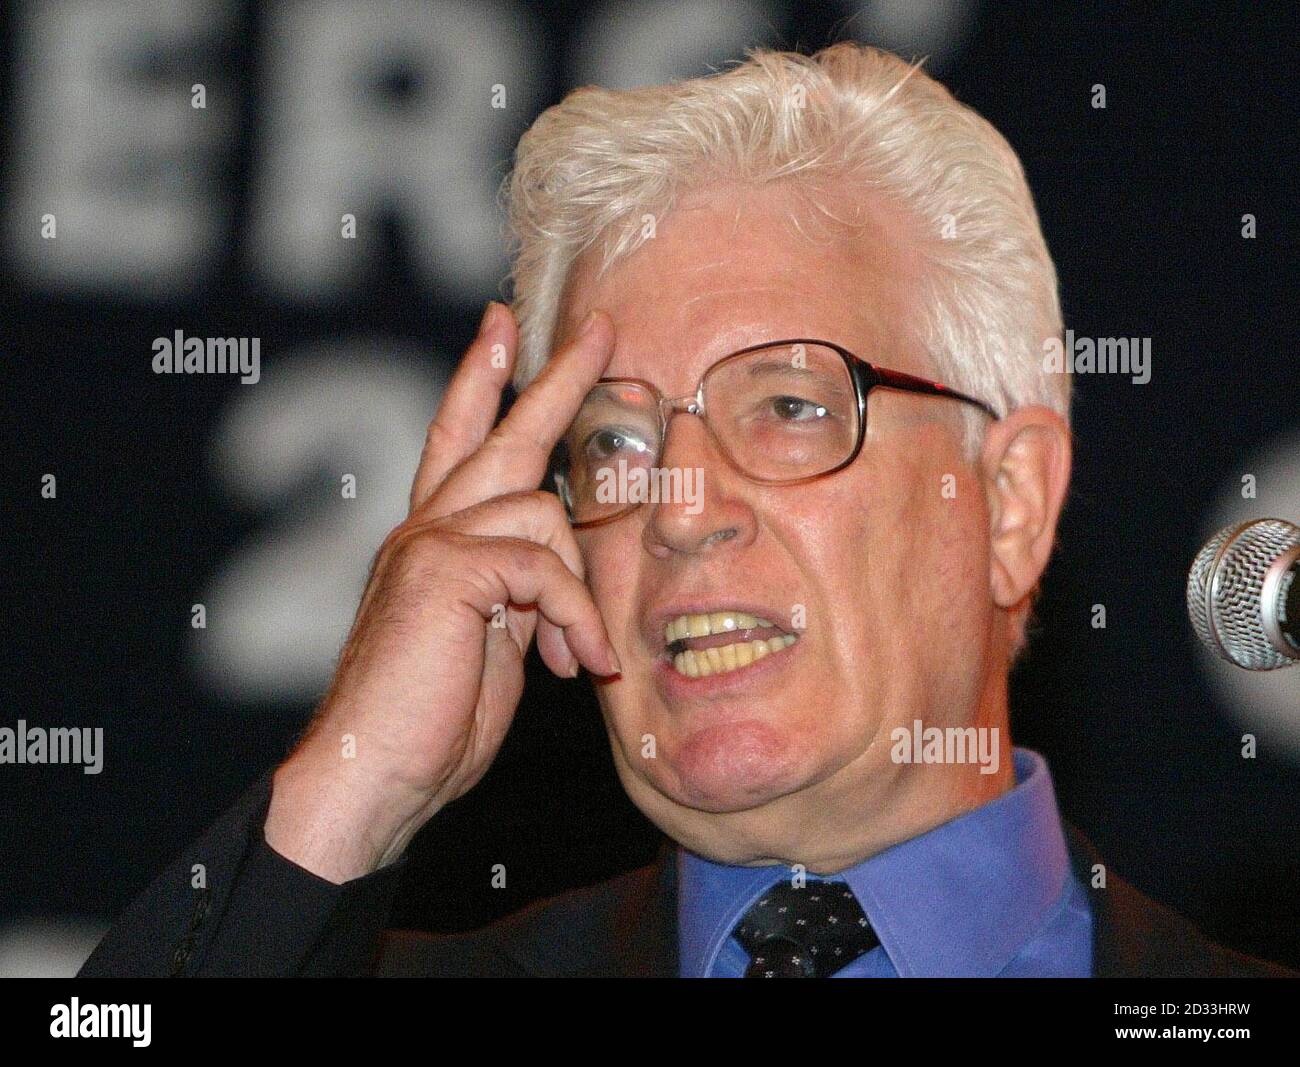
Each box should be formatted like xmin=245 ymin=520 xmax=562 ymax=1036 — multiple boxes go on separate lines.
xmin=81 ymin=42 xmax=1292 ymax=978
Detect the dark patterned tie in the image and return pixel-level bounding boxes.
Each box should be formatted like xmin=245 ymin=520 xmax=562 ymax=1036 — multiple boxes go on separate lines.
xmin=732 ymin=880 xmax=880 ymax=977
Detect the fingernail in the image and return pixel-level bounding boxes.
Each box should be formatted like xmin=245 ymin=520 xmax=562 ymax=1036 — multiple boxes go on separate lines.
xmin=605 ymin=645 xmax=622 ymax=676
xmin=479 ymin=301 xmax=500 ymax=335
xmin=578 ymin=310 xmax=599 ymax=338
xmin=567 ymin=655 xmax=581 ymax=678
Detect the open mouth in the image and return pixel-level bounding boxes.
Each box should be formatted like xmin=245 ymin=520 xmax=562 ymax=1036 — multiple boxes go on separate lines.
xmin=663 ymin=610 xmax=798 ymax=678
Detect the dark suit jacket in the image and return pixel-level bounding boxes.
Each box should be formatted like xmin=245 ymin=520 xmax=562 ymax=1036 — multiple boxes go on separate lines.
xmin=79 ymin=768 xmax=1296 ymax=977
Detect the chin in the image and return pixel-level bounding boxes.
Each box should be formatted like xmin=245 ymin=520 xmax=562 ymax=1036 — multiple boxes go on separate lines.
xmin=655 ymin=718 xmax=814 ymax=812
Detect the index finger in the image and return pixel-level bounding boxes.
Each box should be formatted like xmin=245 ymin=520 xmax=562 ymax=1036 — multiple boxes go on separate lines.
xmin=409 ymin=301 xmax=518 ymax=513
xmin=430 ymin=309 xmax=616 ymax=516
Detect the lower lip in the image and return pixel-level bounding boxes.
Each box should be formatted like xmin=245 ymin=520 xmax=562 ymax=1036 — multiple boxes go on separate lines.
xmin=653 ymin=636 xmax=801 ymax=700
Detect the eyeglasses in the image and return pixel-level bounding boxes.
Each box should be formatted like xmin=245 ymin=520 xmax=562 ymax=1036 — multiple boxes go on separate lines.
xmin=552 ymin=338 xmax=999 ymax=528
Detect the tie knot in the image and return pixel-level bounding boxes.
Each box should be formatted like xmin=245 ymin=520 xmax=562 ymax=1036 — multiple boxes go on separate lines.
xmin=732 ymin=880 xmax=879 ymax=978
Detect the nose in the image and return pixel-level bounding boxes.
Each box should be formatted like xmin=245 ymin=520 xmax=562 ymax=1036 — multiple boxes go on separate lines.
xmin=642 ymin=412 xmax=757 ymax=559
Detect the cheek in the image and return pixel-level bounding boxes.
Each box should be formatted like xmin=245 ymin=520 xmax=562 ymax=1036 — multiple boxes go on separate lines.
xmin=881 ymin=457 xmax=991 ymax=654
xmin=818 ymin=440 xmax=984 ymax=648
xmin=579 ymin=533 xmax=649 ymax=727
xmin=579 ymin=534 xmax=636 ymax=623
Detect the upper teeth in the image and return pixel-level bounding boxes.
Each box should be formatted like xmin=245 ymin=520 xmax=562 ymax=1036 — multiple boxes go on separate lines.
xmin=664 ymin=611 xmax=774 ymax=645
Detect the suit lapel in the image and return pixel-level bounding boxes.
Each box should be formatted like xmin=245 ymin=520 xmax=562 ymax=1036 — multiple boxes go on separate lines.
xmin=1062 ymin=820 xmax=1130 ymax=976
xmin=608 ymin=838 xmax=678 ymax=977
xmin=1062 ymin=819 xmax=1228 ymax=977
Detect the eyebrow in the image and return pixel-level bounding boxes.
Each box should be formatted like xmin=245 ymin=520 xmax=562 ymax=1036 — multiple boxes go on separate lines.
xmin=735 ymin=355 xmax=819 ymax=378
xmin=584 ymin=384 xmax=654 ymax=410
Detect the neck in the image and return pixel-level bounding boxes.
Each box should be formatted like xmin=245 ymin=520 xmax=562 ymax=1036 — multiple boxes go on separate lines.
xmin=806 ymin=664 xmax=1017 ymax=873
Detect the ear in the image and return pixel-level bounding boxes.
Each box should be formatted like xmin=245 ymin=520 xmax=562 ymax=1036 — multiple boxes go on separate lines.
xmin=980 ymin=405 xmax=1073 ymax=611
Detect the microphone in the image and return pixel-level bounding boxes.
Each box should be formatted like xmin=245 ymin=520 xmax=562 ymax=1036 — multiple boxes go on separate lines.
xmin=1187 ymin=518 xmax=1300 ymax=670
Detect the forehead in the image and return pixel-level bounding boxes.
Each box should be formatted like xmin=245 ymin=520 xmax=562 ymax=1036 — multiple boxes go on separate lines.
xmin=553 ymin=180 xmax=923 ymax=388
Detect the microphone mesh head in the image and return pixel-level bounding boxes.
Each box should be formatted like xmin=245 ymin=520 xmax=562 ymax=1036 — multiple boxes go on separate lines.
xmin=1187 ymin=524 xmax=1234 ymax=653
xmin=1188 ymin=519 xmax=1300 ymax=669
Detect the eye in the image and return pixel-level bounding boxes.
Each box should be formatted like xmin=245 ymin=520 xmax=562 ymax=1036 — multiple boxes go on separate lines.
xmin=584 ymin=426 xmax=652 ymax=461
xmin=769 ymin=395 xmax=828 ymax=422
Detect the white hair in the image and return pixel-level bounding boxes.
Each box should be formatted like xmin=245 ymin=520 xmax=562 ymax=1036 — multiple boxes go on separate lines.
xmin=502 ymin=41 xmax=1069 ymax=457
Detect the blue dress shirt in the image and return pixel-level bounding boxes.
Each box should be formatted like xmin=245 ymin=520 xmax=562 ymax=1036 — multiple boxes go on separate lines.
xmin=677 ymin=747 xmax=1092 ymax=977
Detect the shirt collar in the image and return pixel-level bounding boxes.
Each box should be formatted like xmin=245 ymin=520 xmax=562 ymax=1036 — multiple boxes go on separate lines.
xmin=677 ymin=747 xmax=1071 ymax=977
